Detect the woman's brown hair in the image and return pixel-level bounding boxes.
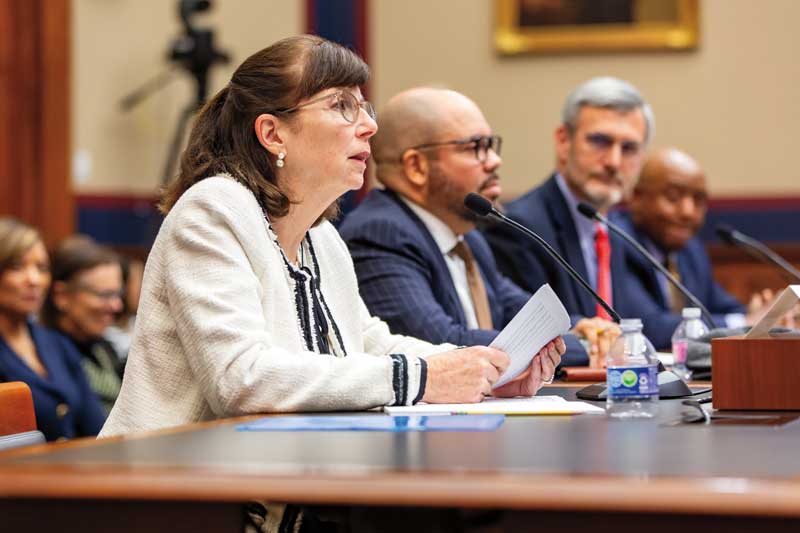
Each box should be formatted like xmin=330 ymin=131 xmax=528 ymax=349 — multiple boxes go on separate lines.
xmin=159 ymin=34 xmax=370 ymax=221
xmin=0 ymin=218 xmax=44 ymax=274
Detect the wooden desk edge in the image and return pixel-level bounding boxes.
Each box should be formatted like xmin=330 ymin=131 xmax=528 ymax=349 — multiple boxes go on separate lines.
xmin=0 ymin=414 xmax=265 ymax=459
xmin=0 ymin=467 xmax=799 ymax=518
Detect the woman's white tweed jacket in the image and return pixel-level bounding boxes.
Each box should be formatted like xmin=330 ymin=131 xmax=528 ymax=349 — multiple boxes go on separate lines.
xmin=101 ymin=177 xmax=449 ymax=436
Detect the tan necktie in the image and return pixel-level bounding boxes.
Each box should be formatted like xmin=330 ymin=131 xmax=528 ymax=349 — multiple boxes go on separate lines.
xmin=665 ymin=254 xmax=685 ymax=314
xmin=451 ymin=240 xmax=494 ymax=329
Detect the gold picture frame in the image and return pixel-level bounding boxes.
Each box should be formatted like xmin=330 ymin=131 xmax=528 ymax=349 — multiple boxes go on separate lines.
xmin=495 ymin=0 xmax=699 ymax=55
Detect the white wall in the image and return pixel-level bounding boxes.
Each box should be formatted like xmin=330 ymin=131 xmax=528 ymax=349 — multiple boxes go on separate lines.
xmin=72 ymin=0 xmax=303 ymax=194
xmin=73 ymin=0 xmax=800 ymax=197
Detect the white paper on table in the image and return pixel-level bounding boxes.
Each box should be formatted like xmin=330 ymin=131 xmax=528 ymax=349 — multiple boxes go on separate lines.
xmin=744 ymin=285 xmax=800 ymax=339
xmin=384 ymin=395 xmax=604 ymax=415
xmin=656 ymin=352 xmax=675 ymax=366
xmin=490 ymin=283 xmax=571 ymax=388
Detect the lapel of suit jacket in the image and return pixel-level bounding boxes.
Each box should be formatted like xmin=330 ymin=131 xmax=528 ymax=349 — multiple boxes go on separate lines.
xmin=542 ymin=176 xmax=595 ymax=317
xmin=676 ymin=242 xmax=702 ymax=302
xmin=609 ymin=229 xmax=627 ymax=308
xmin=382 ymin=190 xmax=468 ymax=326
xmin=622 ymin=217 xmax=668 ymax=308
xmin=1 ymin=323 xmax=70 ymax=401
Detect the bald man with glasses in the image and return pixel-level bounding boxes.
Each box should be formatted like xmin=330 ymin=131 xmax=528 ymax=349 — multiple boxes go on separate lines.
xmin=339 ymin=87 xmax=586 ymax=366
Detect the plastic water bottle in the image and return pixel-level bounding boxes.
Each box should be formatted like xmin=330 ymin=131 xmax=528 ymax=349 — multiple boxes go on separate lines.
xmin=671 ymin=307 xmax=709 ymax=381
xmin=606 ymin=318 xmax=659 ymax=418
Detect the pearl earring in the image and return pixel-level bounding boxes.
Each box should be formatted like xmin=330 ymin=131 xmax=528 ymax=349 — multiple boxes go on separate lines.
xmin=276 ymin=152 xmax=285 ymax=168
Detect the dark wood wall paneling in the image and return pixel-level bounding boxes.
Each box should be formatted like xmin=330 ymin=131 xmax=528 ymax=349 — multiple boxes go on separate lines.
xmin=709 ymin=244 xmax=800 ymax=304
xmin=0 ymin=0 xmax=72 ymax=247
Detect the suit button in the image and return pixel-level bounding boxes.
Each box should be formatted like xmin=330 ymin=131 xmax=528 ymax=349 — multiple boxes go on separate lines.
xmin=56 ymin=403 xmax=70 ymax=418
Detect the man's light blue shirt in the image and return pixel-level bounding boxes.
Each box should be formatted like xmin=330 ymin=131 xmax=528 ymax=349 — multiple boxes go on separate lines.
xmin=554 ymin=173 xmax=608 ymax=294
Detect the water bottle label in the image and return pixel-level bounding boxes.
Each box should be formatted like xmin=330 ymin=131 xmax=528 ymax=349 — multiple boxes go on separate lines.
xmin=673 ymin=340 xmax=688 ymax=365
xmin=607 ymin=366 xmax=659 ymax=399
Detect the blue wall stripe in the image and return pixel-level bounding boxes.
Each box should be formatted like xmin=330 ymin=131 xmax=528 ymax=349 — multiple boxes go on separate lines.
xmin=77 ymin=202 xmax=799 ymax=248
xmin=313 ymin=0 xmax=358 ymax=48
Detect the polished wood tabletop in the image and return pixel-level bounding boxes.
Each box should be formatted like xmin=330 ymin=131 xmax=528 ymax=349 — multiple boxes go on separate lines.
xmin=2 ymin=385 xmax=799 ymax=522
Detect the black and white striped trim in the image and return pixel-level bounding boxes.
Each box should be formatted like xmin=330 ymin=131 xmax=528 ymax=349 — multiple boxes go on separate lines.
xmin=278 ymin=503 xmax=301 ymax=532
xmin=388 ymin=354 xmax=408 ymax=406
xmin=388 ymin=355 xmax=428 ymax=406
xmin=307 ymin=235 xmax=347 ymax=356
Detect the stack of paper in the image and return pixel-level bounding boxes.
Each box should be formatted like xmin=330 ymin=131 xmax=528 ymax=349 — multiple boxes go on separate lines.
xmin=385 ymin=395 xmax=604 ymax=416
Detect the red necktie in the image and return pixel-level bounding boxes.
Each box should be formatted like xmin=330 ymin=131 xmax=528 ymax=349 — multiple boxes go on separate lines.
xmin=594 ymin=223 xmax=612 ymax=320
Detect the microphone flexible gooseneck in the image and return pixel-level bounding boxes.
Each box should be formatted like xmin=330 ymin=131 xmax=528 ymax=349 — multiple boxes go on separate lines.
xmin=576 ymin=202 xmax=718 ymax=330
xmin=466 ymin=194 xmax=700 ymax=399
xmin=716 ymin=224 xmax=800 ymax=284
xmin=464 ymin=193 xmax=621 ymax=323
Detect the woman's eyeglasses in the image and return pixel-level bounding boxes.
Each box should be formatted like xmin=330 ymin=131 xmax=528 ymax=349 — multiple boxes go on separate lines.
xmin=277 ymin=90 xmax=376 ymax=124
xmin=406 ymin=135 xmax=502 ymax=163
xmin=70 ymin=284 xmax=124 ymax=302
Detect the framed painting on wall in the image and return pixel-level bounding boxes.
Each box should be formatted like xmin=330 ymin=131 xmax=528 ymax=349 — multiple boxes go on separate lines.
xmin=494 ymin=0 xmax=699 ymax=54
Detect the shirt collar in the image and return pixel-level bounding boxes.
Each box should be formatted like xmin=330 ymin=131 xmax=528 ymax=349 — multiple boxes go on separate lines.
xmin=400 ymin=195 xmax=461 ymax=254
xmin=555 ymin=173 xmax=602 ymax=239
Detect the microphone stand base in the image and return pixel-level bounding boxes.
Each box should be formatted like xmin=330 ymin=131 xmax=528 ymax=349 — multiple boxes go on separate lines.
xmin=575 ymin=370 xmax=708 ymax=401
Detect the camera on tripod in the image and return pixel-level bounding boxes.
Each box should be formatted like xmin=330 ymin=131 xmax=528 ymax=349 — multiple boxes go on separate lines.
xmin=169 ymin=0 xmax=228 ymax=104
xmin=120 ymin=0 xmax=229 ymax=185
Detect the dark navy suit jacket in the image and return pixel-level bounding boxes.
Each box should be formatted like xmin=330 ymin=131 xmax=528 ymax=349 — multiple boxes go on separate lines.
xmin=339 ymin=188 xmax=588 ymax=366
xmin=482 ymin=175 xmax=630 ymax=323
xmin=0 ymin=322 xmax=106 ymax=441
xmin=615 ymin=214 xmax=745 ymax=349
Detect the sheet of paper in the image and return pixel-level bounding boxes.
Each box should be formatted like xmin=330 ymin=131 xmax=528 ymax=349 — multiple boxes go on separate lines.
xmin=384 ymin=395 xmax=604 ymax=416
xmin=744 ymin=285 xmax=800 ymax=338
xmin=656 ymin=352 xmax=674 ymax=366
xmin=490 ymin=283 xmax=571 ymax=388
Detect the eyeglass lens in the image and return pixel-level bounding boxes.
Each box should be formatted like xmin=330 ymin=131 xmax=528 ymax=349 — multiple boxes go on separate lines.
xmin=474 ymin=136 xmax=502 ymax=162
xmin=337 ymin=92 xmax=376 ymax=123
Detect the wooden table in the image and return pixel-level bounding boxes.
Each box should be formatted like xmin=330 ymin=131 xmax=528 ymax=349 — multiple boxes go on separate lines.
xmin=2 ymin=385 xmax=799 ymax=532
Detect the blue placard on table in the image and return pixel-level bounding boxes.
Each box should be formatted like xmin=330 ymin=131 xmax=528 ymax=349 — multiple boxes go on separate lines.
xmin=237 ymin=414 xmax=504 ymax=432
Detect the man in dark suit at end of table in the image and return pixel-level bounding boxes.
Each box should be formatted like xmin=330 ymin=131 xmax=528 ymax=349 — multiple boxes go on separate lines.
xmin=618 ymin=147 xmax=769 ymax=349
xmin=482 ymin=77 xmax=649 ymax=365
xmin=340 ymin=87 xmax=613 ymax=366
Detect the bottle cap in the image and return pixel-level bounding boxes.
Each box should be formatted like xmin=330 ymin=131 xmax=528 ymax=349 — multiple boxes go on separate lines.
xmin=682 ymin=307 xmax=701 ymax=319
xmin=619 ymin=318 xmax=643 ymax=330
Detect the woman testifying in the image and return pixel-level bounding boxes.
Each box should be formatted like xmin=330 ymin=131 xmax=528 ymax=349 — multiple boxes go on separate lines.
xmin=101 ymin=35 xmax=564 ymax=438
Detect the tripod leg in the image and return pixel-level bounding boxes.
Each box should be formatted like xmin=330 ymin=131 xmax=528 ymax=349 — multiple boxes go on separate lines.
xmin=161 ymin=104 xmax=198 ymax=186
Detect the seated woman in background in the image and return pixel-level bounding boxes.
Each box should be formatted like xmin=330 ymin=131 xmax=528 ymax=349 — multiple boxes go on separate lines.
xmin=0 ymin=218 xmax=105 ymax=441
xmin=100 ymin=35 xmax=564 ymax=531
xmin=41 ymin=236 xmax=125 ymax=414
xmin=104 ymin=255 xmax=144 ymax=362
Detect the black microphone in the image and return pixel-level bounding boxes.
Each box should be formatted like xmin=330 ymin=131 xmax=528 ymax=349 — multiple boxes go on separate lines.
xmin=467 ymin=194 xmax=699 ymax=400
xmin=576 ymin=202 xmax=718 ymax=330
xmin=716 ymin=224 xmax=800 ymax=283
xmin=464 ymin=193 xmax=621 ymax=323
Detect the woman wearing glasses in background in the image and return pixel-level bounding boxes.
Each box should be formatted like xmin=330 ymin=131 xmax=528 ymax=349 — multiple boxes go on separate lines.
xmin=0 ymin=219 xmax=105 ymax=441
xmin=100 ymin=35 xmax=563 ymax=531
xmin=41 ymin=236 xmax=125 ymax=414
